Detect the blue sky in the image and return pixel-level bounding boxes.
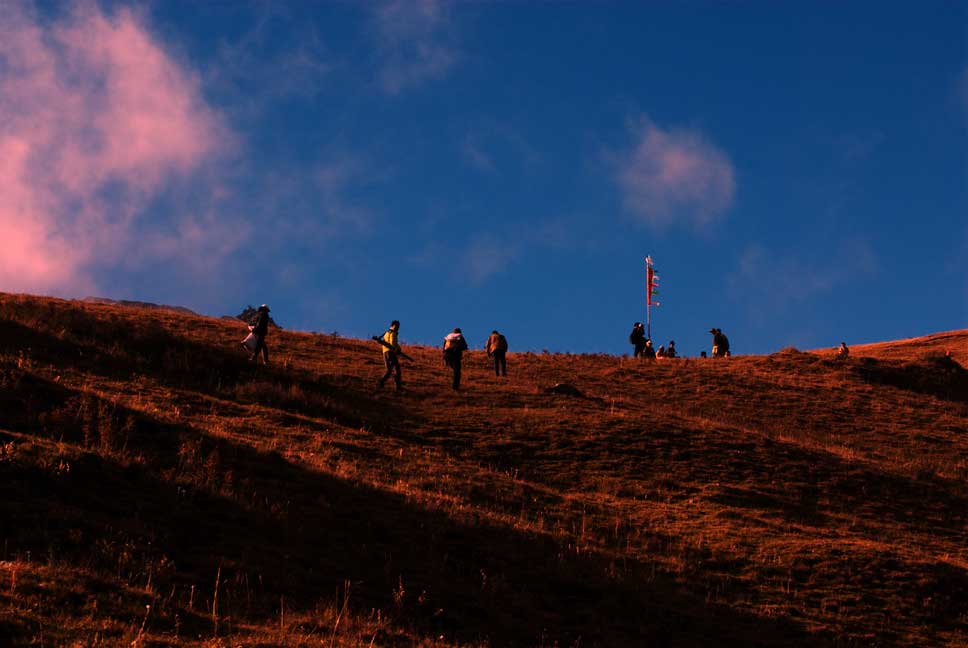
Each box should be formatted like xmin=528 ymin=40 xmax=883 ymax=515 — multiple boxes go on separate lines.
xmin=2 ymin=1 xmax=965 ymax=356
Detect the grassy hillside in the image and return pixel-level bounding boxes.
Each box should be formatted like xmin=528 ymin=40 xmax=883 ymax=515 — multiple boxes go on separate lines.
xmin=1 ymin=292 xmax=966 ymax=647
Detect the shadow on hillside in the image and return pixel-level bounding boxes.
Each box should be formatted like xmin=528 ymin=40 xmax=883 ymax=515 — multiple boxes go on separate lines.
xmin=0 ymin=316 xmax=419 ymax=438
xmin=0 ymin=378 xmax=830 ymax=648
xmin=852 ymin=355 xmax=968 ymax=404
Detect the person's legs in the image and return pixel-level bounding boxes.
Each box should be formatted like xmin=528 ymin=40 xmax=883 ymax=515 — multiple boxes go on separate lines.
xmin=380 ymin=352 xmax=399 ymax=387
xmin=495 ymin=350 xmax=507 ymax=376
xmin=251 ymin=335 xmax=266 ymax=362
xmin=493 ymin=352 xmax=500 ymax=376
xmin=262 ymin=341 xmax=269 ymax=363
xmin=453 ymin=358 xmax=461 ymax=389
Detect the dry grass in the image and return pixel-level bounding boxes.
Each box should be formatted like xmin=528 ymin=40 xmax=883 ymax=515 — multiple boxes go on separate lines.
xmin=1 ymin=292 xmax=966 ymax=647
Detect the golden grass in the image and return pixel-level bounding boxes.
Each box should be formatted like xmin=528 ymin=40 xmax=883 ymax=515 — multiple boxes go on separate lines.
xmin=0 ymin=292 xmax=966 ymax=647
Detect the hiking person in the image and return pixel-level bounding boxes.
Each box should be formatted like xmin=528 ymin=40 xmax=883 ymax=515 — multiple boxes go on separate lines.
xmin=486 ymin=330 xmax=509 ymax=377
xmin=666 ymin=340 xmax=677 ymax=358
xmin=249 ymin=304 xmax=271 ymax=363
xmin=629 ymin=322 xmax=647 ymax=358
xmin=443 ymin=327 xmax=469 ymax=390
xmin=377 ymin=320 xmax=404 ymax=390
xmin=643 ymin=339 xmax=656 ymax=359
xmin=837 ymin=341 xmax=850 ymax=359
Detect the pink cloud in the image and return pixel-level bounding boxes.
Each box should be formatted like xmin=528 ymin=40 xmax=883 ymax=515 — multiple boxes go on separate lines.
xmin=0 ymin=2 xmax=233 ymax=295
xmin=616 ymin=117 xmax=735 ymax=228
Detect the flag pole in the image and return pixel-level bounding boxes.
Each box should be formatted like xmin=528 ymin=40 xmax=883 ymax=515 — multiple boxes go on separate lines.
xmin=645 ymin=256 xmax=651 ymax=340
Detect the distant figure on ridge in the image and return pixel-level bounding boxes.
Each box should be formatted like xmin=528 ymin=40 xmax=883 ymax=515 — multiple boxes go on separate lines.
xmin=629 ymin=322 xmax=647 ymax=358
xmin=710 ymin=328 xmax=730 ymax=358
xmin=443 ymin=327 xmax=469 ymax=390
xmin=837 ymin=341 xmax=850 ymax=359
xmin=656 ymin=344 xmax=666 ymax=358
xmin=376 ymin=320 xmax=405 ymax=390
xmin=666 ymin=340 xmax=677 ymax=358
xmin=486 ymin=330 xmax=509 ymax=377
xmin=643 ymin=339 xmax=656 ymax=359
xmin=249 ymin=304 xmax=271 ymax=364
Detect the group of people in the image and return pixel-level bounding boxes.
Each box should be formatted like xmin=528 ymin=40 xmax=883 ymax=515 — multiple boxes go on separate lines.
xmin=245 ymin=306 xmax=740 ymax=392
xmin=629 ymin=323 xmax=733 ymax=359
xmin=378 ymin=321 xmax=509 ymax=391
xmin=628 ymin=322 xmax=677 ymax=359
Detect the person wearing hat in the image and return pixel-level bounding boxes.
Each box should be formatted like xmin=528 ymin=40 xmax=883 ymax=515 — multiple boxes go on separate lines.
xmin=710 ymin=328 xmax=730 ymax=358
xmin=442 ymin=327 xmax=469 ymax=390
xmin=250 ymin=304 xmax=271 ymax=363
xmin=486 ymin=329 xmax=509 ymax=377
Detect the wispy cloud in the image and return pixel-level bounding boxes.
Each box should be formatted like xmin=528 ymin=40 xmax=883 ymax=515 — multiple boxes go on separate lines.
xmin=208 ymin=6 xmax=333 ymax=113
xmin=0 ymin=2 xmax=235 ymax=295
xmin=614 ymin=117 xmax=735 ymax=229
xmin=460 ymin=124 xmax=544 ymax=175
xmin=372 ymin=0 xmax=459 ymax=94
xmin=731 ymin=240 xmax=879 ymax=314
xmin=459 ymin=218 xmax=582 ymax=284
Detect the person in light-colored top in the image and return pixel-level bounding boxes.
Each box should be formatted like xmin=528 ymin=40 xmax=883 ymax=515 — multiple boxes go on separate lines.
xmin=443 ymin=328 xmax=469 ymax=390
xmin=378 ymin=320 xmax=402 ymax=389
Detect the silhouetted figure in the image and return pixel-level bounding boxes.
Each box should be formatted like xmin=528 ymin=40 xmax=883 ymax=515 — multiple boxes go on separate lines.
xmin=837 ymin=341 xmax=850 ymax=359
xmin=486 ymin=330 xmax=509 ymax=377
xmin=710 ymin=328 xmax=730 ymax=358
xmin=657 ymin=345 xmax=666 ymax=358
xmin=250 ymin=304 xmax=271 ymax=363
xmin=666 ymin=340 xmax=677 ymax=358
xmin=643 ymin=338 xmax=656 ymax=359
xmin=443 ymin=328 xmax=469 ymax=390
xmin=629 ymin=322 xmax=647 ymax=358
xmin=378 ymin=320 xmax=403 ymax=389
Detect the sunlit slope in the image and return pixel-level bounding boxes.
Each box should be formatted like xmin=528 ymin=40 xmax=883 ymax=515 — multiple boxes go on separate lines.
xmin=1 ymin=292 xmax=966 ymax=647
xmin=813 ymin=329 xmax=968 ymax=364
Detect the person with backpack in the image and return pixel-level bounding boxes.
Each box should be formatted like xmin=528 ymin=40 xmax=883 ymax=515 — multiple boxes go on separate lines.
xmin=377 ymin=320 xmax=405 ymax=390
xmin=837 ymin=341 xmax=850 ymax=359
xmin=443 ymin=327 xmax=469 ymax=390
xmin=250 ymin=304 xmax=271 ymax=363
xmin=486 ymin=330 xmax=509 ymax=377
xmin=629 ymin=322 xmax=647 ymax=358
xmin=643 ymin=338 xmax=657 ymax=359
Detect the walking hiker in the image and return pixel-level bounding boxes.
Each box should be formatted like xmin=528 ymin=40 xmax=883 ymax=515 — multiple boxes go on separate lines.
xmin=249 ymin=304 xmax=271 ymax=363
xmin=629 ymin=322 xmax=647 ymax=358
xmin=443 ymin=327 xmax=469 ymax=390
xmin=377 ymin=320 xmax=404 ymax=390
xmin=486 ymin=330 xmax=509 ymax=377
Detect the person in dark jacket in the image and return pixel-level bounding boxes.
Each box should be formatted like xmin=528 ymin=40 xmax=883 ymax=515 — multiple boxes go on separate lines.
xmin=486 ymin=330 xmax=509 ymax=377
xmin=666 ymin=340 xmax=677 ymax=358
xmin=710 ymin=328 xmax=731 ymax=358
xmin=629 ymin=322 xmax=646 ymax=358
xmin=643 ymin=339 xmax=656 ymax=359
xmin=250 ymin=304 xmax=271 ymax=363
xmin=443 ymin=327 xmax=469 ymax=390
